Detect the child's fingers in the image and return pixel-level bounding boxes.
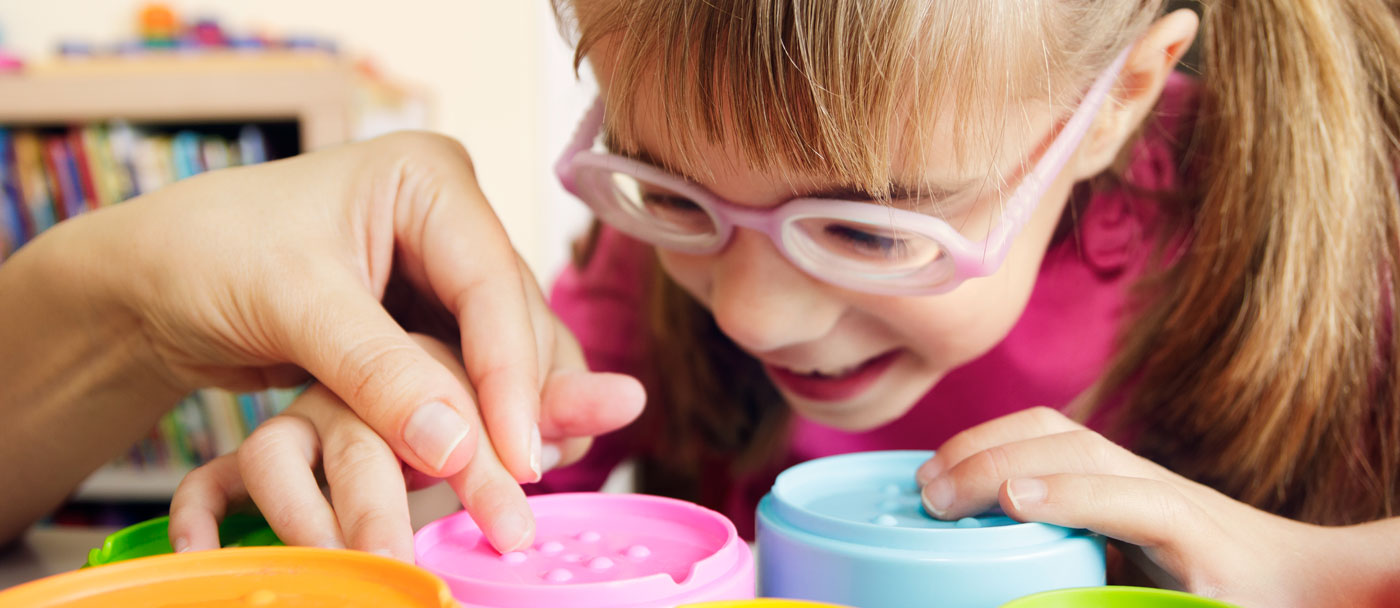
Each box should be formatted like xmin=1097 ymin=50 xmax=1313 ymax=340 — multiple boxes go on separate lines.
xmin=538 ymin=313 xmax=646 ymax=459
xmin=996 ymin=473 xmax=1224 ymax=588
xmin=920 ymin=429 xmax=1158 ymax=520
xmin=297 ymin=391 xmax=415 ymax=562
xmin=539 ymin=370 xmax=646 ymax=440
xmin=409 ymin=332 xmax=536 ymax=553
xmin=169 ymin=454 xmax=246 ymax=553
xmin=918 ymin=406 xmax=1084 ymax=484
xmin=444 ymin=421 xmax=535 ymax=553
xmin=237 ymin=415 xmax=345 ymax=550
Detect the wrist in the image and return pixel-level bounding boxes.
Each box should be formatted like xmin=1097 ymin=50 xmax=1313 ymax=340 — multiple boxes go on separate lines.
xmin=36 ymin=205 xmax=189 ymax=402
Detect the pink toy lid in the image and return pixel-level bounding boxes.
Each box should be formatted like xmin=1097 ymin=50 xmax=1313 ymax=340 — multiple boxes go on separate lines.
xmin=415 ymin=493 xmax=753 ymax=608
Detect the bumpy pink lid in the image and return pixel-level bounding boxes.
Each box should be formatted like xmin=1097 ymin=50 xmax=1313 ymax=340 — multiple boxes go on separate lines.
xmin=414 ymin=493 xmax=754 ymax=608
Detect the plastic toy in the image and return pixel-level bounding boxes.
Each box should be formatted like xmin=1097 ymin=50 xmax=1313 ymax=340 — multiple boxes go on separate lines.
xmin=682 ymin=601 xmax=851 ymax=607
xmin=999 ymin=586 xmax=1243 ymax=607
xmin=757 ymin=451 xmax=1107 ymax=608
xmin=138 ymin=4 xmax=178 ymax=48
xmin=0 ymin=547 xmax=456 ymax=607
xmin=85 ymin=513 xmax=281 ymax=567
xmin=415 ymin=492 xmax=754 ymax=607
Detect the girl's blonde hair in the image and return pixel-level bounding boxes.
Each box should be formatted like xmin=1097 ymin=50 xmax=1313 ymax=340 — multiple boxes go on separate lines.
xmin=556 ymin=0 xmax=1400 ymax=526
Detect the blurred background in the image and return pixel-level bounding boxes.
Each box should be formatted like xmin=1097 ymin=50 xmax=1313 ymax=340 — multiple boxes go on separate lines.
xmin=0 ymin=0 xmax=596 ymax=279
xmin=0 ymin=0 xmax=598 ymax=528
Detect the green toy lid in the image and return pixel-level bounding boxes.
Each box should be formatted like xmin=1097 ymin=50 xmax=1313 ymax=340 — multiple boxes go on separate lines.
xmin=85 ymin=513 xmax=281 ymax=567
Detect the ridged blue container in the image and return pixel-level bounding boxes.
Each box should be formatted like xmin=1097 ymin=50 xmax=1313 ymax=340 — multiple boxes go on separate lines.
xmin=757 ymin=451 xmax=1106 ymax=608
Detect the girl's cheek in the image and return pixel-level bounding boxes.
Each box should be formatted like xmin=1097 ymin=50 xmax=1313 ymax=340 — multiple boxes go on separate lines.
xmin=654 ymin=249 xmax=712 ymax=302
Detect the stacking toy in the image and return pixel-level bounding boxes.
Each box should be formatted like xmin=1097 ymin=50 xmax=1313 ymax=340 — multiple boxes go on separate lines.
xmin=0 ymin=547 xmax=456 ymax=608
xmin=85 ymin=513 xmax=281 ymax=567
xmin=682 ymin=601 xmax=851 ymax=607
xmin=999 ymin=586 xmax=1243 ymax=607
xmin=757 ymin=451 xmax=1106 ymax=608
xmin=415 ymin=493 xmax=754 ymax=607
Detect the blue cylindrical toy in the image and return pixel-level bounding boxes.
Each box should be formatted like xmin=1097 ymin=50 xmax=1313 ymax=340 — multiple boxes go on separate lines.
xmin=757 ymin=451 xmax=1106 ymax=608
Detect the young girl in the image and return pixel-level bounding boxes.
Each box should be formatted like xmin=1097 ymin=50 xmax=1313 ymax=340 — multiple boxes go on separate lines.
xmin=171 ymin=0 xmax=1400 ymax=604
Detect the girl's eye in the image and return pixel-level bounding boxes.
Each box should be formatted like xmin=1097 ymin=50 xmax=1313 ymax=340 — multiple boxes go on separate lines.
xmin=822 ymin=224 xmax=910 ymax=259
xmin=641 ymin=193 xmax=705 ymax=214
xmin=638 ymin=192 xmax=714 ymax=233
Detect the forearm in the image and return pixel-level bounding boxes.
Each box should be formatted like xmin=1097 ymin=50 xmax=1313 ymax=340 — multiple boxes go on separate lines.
xmin=0 ymin=209 xmax=185 ymax=542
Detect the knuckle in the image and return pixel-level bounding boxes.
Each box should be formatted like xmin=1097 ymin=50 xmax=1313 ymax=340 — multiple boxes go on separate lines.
xmin=338 ymin=337 xmax=424 ymax=415
xmin=1067 ymin=430 xmax=1117 ymax=468
xmin=1026 ymin=406 xmax=1070 ymax=431
xmin=323 ymin=431 xmax=394 ymax=475
xmin=968 ymin=445 xmax=1017 ymax=483
xmin=341 ymin=507 xmax=408 ymax=542
xmin=239 ymin=417 xmax=313 ymax=469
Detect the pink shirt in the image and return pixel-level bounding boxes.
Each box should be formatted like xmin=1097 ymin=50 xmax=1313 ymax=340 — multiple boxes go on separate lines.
xmin=533 ymin=73 xmax=1199 ymax=538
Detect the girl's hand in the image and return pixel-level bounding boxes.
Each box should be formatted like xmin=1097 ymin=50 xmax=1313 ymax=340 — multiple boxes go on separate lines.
xmin=169 ymin=334 xmax=641 ymax=560
xmin=75 ymin=132 xmax=644 ymax=551
xmin=914 ymin=407 xmax=1370 ymax=608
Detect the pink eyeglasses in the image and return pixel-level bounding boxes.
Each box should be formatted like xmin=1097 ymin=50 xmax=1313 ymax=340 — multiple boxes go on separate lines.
xmin=555 ymin=50 xmax=1128 ymax=295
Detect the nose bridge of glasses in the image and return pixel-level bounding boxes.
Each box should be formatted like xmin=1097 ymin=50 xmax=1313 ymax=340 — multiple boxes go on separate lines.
xmin=710 ymin=196 xmax=786 ymax=239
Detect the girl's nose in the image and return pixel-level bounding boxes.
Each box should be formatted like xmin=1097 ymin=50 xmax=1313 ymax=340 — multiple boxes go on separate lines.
xmin=707 ymin=230 xmax=846 ymax=354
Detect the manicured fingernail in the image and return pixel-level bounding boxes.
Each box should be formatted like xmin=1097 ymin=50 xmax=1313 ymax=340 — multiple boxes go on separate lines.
xmin=1007 ymin=478 xmax=1048 ymax=511
xmin=916 ymin=456 xmax=945 ymax=485
xmin=491 ymin=510 xmax=534 ymax=553
xmin=529 ymin=424 xmax=543 ymax=481
xmin=403 ymin=401 xmax=469 ymax=472
xmin=922 ymin=477 xmax=954 ymax=518
xmin=540 ymin=443 xmax=562 ymax=473
xmin=172 ymin=536 xmax=190 ymax=553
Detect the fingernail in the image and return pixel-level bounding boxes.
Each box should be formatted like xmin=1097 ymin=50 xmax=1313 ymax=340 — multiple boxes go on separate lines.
xmin=916 ymin=456 xmax=945 ymax=485
xmin=1007 ymin=478 xmax=1048 ymax=511
xmin=172 ymin=536 xmax=190 ymax=553
xmin=529 ymin=424 xmax=543 ymax=481
xmin=922 ymin=477 xmax=954 ymax=518
xmin=403 ymin=401 xmax=469 ymax=472
xmin=370 ymin=548 xmax=411 ymax=563
xmin=317 ymin=538 xmax=347 ymax=550
xmin=540 ymin=443 xmax=562 ymax=473
xmin=491 ymin=510 xmax=534 ymax=553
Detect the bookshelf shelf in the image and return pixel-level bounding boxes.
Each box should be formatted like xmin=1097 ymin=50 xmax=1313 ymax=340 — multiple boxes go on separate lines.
xmin=0 ymin=52 xmax=358 ymax=149
xmin=0 ymin=52 xmax=421 ymax=518
xmin=74 ymin=466 xmax=194 ymax=502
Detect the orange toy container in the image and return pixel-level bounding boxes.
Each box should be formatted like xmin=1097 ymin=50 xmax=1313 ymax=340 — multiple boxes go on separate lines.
xmin=0 ymin=547 xmax=458 ymax=608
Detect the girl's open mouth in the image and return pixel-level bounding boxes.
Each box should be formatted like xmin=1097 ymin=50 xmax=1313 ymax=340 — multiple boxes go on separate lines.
xmin=764 ymin=350 xmax=902 ymax=402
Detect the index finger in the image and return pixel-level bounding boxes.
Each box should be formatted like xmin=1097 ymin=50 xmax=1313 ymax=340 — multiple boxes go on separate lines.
xmin=388 ymin=134 xmax=544 ymax=485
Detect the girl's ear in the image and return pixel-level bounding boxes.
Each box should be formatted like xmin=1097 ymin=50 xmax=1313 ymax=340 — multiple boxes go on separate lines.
xmin=1071 ymin=9 xmax=1199 ymax=179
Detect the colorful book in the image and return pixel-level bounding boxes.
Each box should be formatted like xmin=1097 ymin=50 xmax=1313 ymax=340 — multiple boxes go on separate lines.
xmin=68 ymin=129 xmax=101 ymax=212
xmin=12 ymin=131 xmax=55 ymax=235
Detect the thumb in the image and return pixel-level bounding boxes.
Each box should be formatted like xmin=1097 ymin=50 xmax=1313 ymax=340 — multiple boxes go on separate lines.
xmin=280 ymin=273 xmax=481 ymax=478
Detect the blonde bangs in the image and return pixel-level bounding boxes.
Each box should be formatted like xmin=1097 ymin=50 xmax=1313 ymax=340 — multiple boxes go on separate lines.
xmin=554 ymin=0 xmax=1147 ymax=198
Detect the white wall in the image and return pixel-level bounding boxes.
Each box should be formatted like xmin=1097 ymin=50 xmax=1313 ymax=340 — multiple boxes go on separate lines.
xmin=0 ymin=0 xmax=595 ymax=279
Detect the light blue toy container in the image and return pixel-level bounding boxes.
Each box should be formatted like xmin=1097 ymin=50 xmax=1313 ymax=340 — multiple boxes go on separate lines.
xmin=757 ymin=451 xmax=1106 ymax=608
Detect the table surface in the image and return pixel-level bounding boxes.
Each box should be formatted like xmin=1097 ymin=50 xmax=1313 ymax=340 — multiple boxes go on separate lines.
xmin=0 ymin=526 xmax=114 ymax=589
xmin=0 ymin=483 xmax=468 ymax=591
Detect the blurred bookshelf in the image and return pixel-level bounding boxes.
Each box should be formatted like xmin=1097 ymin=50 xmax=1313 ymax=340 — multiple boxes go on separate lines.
xmin=0 ymin=50 xmax=426 ymax=520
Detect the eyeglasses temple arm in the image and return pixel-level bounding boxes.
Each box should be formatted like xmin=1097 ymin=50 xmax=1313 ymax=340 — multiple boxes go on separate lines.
xmin=986 ymin=48 xmax=1131 ymax=260
xmin=554 ymin=98 xmax=607 ymax=195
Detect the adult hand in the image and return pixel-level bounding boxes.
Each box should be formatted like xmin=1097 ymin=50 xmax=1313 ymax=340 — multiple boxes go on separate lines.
xmin=170 ymin=333 xmax=641 ymax=560
xmin=914 ymin=407 xmax=1384 ymax=608
xmin=56 ymin=131 xmax=643 ymax=551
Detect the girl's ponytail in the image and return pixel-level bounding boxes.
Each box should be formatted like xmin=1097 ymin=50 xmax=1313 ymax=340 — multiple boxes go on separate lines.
xmin=1109 ymin=0 xmax=1400 ymax=524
